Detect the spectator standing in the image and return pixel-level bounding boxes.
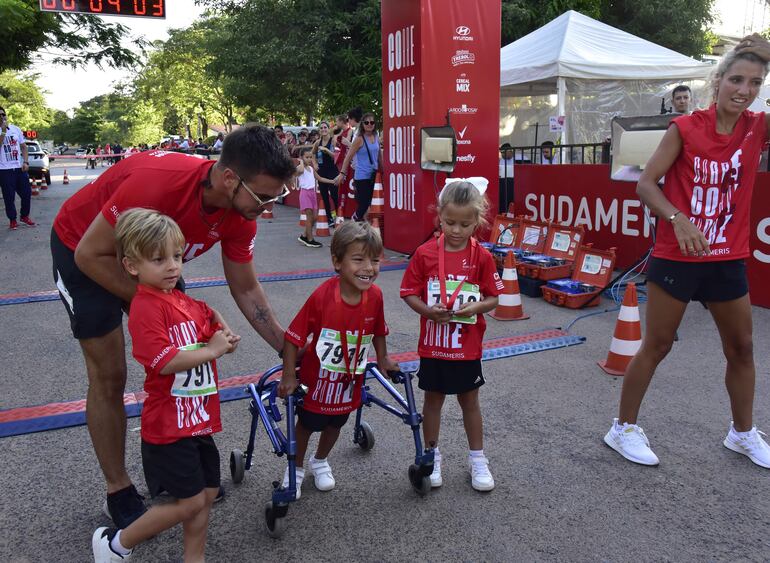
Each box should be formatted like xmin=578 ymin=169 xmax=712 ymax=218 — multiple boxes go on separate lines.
xmin=539 ymin=141 xmax=559 ymax=165
xmin=0 ymin=106 xmax=35 ymax=230
xmin=335 ymin=112 xmax=382 ymax=222
xmin=212 ymin=133 xmax=224 ymax=153
xmin=313 ymin=121 xmax=339 ymax=223
xmin=672 ymin=85 xmax=693 ymax=115
xmin=498 ymin=142 xmax=514 ymax=213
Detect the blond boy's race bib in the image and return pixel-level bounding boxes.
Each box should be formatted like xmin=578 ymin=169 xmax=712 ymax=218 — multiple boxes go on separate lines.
xmin=171 ymin=343 xmax=217 ymax=397
xmin=427 ymin=279 xmax=480 ymax=324
xmin=315 ymin=328 xmax=373 ymax=375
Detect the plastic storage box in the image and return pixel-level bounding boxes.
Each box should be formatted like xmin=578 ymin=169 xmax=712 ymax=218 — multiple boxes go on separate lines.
xmin=540 ymin=246 xmax=616 ymax=308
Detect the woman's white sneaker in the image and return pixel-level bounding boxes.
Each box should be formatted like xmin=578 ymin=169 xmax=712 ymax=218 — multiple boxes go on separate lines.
xmin=604 ymin=418 xmax=660 ymax=466
xmin=469 ymin=455 xmax=495 ymax=491
xmin=723 ymin=423 xmax=770 ymax=469
xmin=309 ymin=457 xmax=336 ymax=491
xmin=281 ymin=467 xmax=305 ymax=499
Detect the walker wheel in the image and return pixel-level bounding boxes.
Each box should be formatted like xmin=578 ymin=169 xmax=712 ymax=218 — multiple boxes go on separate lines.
xmin=264 ymin=501 xmax=286 ymax=538
xmin=408 ymin=464 xmax=431 ymax=497
xmin=354 ymin=421 xmax=375 ymax=451
xmin=230 ymin=449 xmax=245 ymax=484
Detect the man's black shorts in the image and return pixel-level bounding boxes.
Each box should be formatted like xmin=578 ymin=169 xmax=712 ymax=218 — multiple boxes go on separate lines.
xmin=50 ymin=227 xmax=123 ymax=339
xmin=297 ymin=407 xmax=350 ymax=433
xmin=141 ymin=436 xmax=221 ymax=499
xmin=647 ymin=257 xmax=748 ymax=303
xmin=417 ymin=357 xmax=485 ymax=395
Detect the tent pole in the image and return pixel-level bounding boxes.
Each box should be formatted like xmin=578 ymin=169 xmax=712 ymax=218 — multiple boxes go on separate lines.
xmin=557 ymin=76 xmax=567 ymax=146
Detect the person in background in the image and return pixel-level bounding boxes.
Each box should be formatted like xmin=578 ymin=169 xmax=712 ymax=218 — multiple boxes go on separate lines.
xmin=313 ymin=121 xmax=340 ymax=223
xmin=498 ymin=142 xmax=515 ymax=214
xmin=672 ymin=85 xmax=693 ymax=115
xmin=540 ymin=141 xmax=559 ymax=165
xmin=335 ymin=111 xmax=382 ymax=222
xmin=0 ymin=106 xmax=35 ymax=230
xmin=212 ymin=133 xmax=224 ymax=153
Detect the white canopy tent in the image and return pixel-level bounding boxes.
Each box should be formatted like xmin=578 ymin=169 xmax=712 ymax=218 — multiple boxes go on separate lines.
xmin=500 ymin=10 xmax=713 ymax=153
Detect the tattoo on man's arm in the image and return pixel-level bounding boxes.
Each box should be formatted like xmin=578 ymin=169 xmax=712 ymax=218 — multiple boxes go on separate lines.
xmin=252 ymin=306 xmax=269 ymax=324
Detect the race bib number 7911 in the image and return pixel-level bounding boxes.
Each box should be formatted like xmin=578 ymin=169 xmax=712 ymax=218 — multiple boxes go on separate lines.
xmin=315 ymin=328 xmax=372 ymax=375
xmin=171 ymin=343 xmax=217 ymax=397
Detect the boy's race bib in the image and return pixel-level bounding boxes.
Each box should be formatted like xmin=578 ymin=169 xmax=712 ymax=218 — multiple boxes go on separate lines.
xmin=427 ymin=279 xmax=480 ymax=324
xmin=171 ymin=343 xmax=217 ymax=397
xmin=315 ymin=328 xmax=373 ymax=375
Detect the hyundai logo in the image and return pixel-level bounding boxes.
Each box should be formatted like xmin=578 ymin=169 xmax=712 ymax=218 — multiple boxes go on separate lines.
xmin=455 ymin=26 xmax=471 ymax=36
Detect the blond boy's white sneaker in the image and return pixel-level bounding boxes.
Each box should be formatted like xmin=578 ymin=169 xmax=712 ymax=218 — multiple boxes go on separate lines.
xmin=430 ymin=453 xmax=442 ymax=488
xmin=604 ymin=418 xmax=660 ymax=466
xmin=469 ymin=455 xmax=494 ymax=491
xmin=723 ymin=423 xmax=770 ymax=469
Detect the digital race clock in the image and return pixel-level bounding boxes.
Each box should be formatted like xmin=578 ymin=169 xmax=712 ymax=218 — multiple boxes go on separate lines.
xmin=39 ymin=0 xmax=166 ymax=18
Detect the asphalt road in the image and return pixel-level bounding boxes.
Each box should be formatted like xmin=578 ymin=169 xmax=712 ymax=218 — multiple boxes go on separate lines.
xmin=0 ymin=159 xmax=769 ymax=562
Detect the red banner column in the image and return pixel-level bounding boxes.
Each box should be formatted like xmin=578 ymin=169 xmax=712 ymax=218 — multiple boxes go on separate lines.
xmin=381 ymin=0 xmax=501 ymax=254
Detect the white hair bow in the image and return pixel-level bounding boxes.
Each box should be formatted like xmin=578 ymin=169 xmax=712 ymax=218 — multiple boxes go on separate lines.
xmin=441 ymin=177 xmax=489 ymax=197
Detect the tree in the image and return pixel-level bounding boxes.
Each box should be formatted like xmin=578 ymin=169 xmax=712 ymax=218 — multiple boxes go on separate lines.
xmin=0 ymin=0 xmax=144 ymax=73
xmin=0 ymin=71 xmax=52 ymax=129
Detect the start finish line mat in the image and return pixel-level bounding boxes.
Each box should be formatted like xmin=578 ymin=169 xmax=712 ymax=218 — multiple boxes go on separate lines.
xmin=0 ymin=328 xmax=584 ymax=438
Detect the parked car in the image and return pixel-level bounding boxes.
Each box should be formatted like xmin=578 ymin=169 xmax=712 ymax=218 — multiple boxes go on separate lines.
xmin=75 ymin=147 xmax=87 ymax=157
xmin=26 ymin=141 xmax=51 ymax=185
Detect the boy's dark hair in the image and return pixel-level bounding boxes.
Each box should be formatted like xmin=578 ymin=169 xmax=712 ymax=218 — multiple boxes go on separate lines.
xmin=672 ymin=85 xmax=691 ymax=96
xmin=337 ymin=114 xmax=348 ymax=123
xmin=541 ymin=141 xmax=555 ymax=148
xmin=331 ymin=221 xmax=383 ymax=268
xmin=348 ymin=107 xmax=363 ymax=122
xmin=274 ymin=125 xmax=284 ymax=132
xmin=299 ymin=147 xmax=313 ymax=157
xmin=219 ymin=125 xmax=296 ymax=182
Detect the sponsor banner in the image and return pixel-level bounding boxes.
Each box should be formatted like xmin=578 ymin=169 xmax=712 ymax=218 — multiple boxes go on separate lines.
xmin=515 ymin=165 xmax=770 ymax=308
xmin=382 ymin=0 xmax=501 ymax=253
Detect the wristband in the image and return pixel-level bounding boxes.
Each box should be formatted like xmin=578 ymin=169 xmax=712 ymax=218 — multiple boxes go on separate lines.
xmin=668 ymin=210 xmax=681 ymax=222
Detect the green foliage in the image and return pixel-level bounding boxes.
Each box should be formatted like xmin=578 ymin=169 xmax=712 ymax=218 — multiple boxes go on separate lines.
xmin=0 ymin=0 xmax=144 ymax=73
xmin=0 ymin=71 xmax=52 ymax=129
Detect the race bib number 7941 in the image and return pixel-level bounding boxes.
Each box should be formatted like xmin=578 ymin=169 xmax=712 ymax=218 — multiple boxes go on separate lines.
xmin=315 ymin=328 xmax=372 ymax=375
xmin=171 ymin=343 xmax=217 ymax=397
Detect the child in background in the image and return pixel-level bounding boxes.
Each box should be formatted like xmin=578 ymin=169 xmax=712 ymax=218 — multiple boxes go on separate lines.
xmin=400 ymin=180 xmax=503 ymax=492
xmin=295 ymin=148 xmax=323 ymax=248
xmin=278 ymin=221 xmax=399 ymax=496
xmin=92 ymin=209 xmax=240 ymax=562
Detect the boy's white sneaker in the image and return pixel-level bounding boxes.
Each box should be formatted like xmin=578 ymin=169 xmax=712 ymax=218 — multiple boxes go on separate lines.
xmin=309 ymin=457 xmax=335 ymax=491
xmin=604 ymin=418 xmax=660 ymax=466
xmin=281 ymin=467 xmax=305 ymax=499
xmin=92 ymin=527 xmax=131 ymax=562
xmin=723 ymin=423 xmax=770 ymax=469
xmin=469 ymin=455 xmax=495 ymax=491
xmin=430 ymin=453 xmax=442 ymax=488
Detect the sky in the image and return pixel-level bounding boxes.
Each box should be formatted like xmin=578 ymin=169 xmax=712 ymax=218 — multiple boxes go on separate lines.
xmin=31 ymin=0 xmax=207 ymax=113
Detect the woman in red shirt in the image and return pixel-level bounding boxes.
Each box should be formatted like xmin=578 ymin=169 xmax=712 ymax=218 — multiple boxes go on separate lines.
xmin=605 ymin=35 xmax=770 ymax=469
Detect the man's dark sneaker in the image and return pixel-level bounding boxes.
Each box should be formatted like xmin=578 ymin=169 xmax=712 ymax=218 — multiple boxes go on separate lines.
xmin=19 ymin=216 xmax=36 ymax=227
xmin=103 ymin=485 xmax=147 ymax=529
xmin=298 ymin=234 xmax=308 ymax=245
xmin=307 ymin=239 xmax=323 ymax=248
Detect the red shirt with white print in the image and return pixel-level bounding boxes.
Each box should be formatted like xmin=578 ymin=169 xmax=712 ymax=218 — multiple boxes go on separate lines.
xmin=654 ymin=105 xmax=767 ymax=262
xmin=400 ymin=237 xmax=503 ymax=361
xmin=53 ymin=151 xmax=256 ymax=264
xmin=285 ymin=277 xmax=388 ymax=415
xmin=128 ymin=285 xmax=222 ymax=445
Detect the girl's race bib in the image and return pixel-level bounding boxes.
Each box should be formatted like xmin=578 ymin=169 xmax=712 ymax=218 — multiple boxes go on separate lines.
xmin=427 ymin=279 xmax=480 ymax=324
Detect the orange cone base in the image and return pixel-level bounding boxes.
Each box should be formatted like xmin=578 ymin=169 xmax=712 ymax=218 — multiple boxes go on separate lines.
xmin=598 ymin=359 xmax=626 ymax=376
xmin=488 ymin=310 xmax=530 ymax=321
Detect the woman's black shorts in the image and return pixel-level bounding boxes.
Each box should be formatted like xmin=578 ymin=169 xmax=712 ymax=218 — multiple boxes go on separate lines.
xmin=417 ymin=358 xmax=485 ymax=395
xmin=647 ymin=257 xmax=748 ymax=303
xmin=297 ymin=407 xmax=350 ymax=432
xmin=141 ymin=436 xmax=221 ymax=499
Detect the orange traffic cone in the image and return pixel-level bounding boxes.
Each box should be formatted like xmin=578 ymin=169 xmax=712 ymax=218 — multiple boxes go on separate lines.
xmin=299 ymin=211 xmax=306 ymax=227
xmin=598 ymin=283 xmax=642 ymax=376
xmin=369 ymin=173 xmax=384 ymax=217
xmin=489 ymin=250 xmax=529 ymax=321
xmin=261 ymin=202 xmax=274 ymax=221
xmin=63 ymin=169 xmax=70 ymax=185
xmin=31 ymin=178 xmax=40 ymax=196
xmin=316 ymin=194 xmax=331 ymax=237
xmin=371 ymin=216 xmax=382 ymax=238
xmin=40 ymin=176 xmax=49 ymax=190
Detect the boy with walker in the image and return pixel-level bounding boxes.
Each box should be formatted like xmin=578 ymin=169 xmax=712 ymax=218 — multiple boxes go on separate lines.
xmin=92 ymin=209 xmax=240 ymax=562
xmin=278 ymin=221 xmax=399 ymax=496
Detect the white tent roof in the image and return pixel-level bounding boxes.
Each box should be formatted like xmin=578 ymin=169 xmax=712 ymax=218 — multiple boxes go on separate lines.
xmin=500 ymin=10 xmax=713 ymax=87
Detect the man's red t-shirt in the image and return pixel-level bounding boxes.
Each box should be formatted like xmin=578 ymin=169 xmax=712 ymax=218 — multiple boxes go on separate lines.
xmin=53 ymin=151 xmax=256 ymax=264
xmin=284 ymin=277 xmax=388 ymax=415
xmin=334 ymin=126 xmax=352 ymax=169
xmin=654 ymin=105 xmax=768 ymax=262
xmin=400 ymin=238 xmax=503 ymax=361
xmin=129 ymin=285 xmax=222 ymax=445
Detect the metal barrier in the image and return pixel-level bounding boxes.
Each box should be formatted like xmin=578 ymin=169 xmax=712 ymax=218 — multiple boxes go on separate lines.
xmin=509 ymin=143 xmax=610 ymax=165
